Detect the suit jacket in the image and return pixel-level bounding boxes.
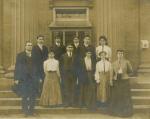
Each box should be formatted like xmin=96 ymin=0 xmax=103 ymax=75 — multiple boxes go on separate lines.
xmin=112 ymin=59 xmax=133 ymax=80
xmin=14 ymin=51 xmax=38 ymax=96
xmin=32 ymin=45 xmax=48 ymax=80
xmin=60 ymin=53 xmax=76 ymax=80
xmin=72 ymin=44 xmax=83 ymax=74
xmin=14 ymin=52 xmax=33 ymax=81
xmin=52 ymin=44 xmax=66 ymax=61
xmin=81 ymin=45 xmax=96 ymax=63
xmin=73 ymin=44 xmax=82 ymax=58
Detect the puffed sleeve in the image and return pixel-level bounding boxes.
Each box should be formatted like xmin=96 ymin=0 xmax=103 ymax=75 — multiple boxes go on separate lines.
xmin=95 ymin=63 xmax=100 ymax=83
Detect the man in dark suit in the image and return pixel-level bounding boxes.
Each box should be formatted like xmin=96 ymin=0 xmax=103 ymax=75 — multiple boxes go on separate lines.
xmin=81 ymin=36 xmax=96 ymax=62
xmin=60 ymin=44 xmax=76 ymax=107
xmin=79 ymin=49 xmax=96 ymax=110
xmin=52 ymin=37 xmax=65 ymax=61
xmin=72 ymin=37 xmax=83 ymax=106
xmin=32 ymin=35 xmax=48 ymax=95
xmin=14 ymin=41 xmax=38 ymax=117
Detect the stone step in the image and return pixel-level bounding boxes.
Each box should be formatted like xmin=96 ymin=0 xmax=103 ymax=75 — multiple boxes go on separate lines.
xmin=1 ymin=89 xmax=150 ymax=98
xmin=0 ymin=98 xmax=40 ymax=106
xmin=131 ymin=82 xmax=150 ymax=89
xmin=0 ymin=106 xmax=91 ymax=115
xmin=131 ymin=89 xmax=150 ymax=96
xmin=132 ymin=96 xmax=150 ymax=105
xmin=0 ymin=105 xmax=148 ymax=115
xmin=0 ymin=91 xmax=18 ymax=98
xmin=133 ymin=105 xmax=150 ymax=113
xmin=0 ymin=79 xmax=13 ymax=91
xmin=0 ymin=98 xmax=22 ymax=106
xmin=0 ymin=96 xmax=149 ymax=107
xmin=138 ymin=64 xmax=150 ymax=69
xmin=138 ymin=69 xmax=150 ymax=73
xmin=0 ymin=103 xmax=146 ymax=115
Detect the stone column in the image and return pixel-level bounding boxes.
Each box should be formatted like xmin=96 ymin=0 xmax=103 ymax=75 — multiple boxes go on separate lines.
xmin=4 ymin=0 xmax=24 ymax=79
xmin=0 ymin=0 xmax=5 ymax=77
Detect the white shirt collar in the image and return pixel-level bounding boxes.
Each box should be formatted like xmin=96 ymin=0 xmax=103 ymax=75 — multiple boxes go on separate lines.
xmin=84 ymin=43 xmax=89 ymax=47
xmin=74 ymin=42 xmax=79 ymax=47
xmin=37 ymin=43 xmax=43 ymax=50
xmin=56 ymin=42 xmax=61 ymax=47
xmin=67 ymin=51 xmax=72 ymax=57
xmin=25 ymin=50 xmax=32 ymax=57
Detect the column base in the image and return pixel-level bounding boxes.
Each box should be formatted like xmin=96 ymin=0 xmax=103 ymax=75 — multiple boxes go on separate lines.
xmin=0 ymin=65 xmax=5 ymax=79
xmin=4 ymin=65 xmax=15 ymax=79
xmin=0 ymin=65 xmax=5 ymax=74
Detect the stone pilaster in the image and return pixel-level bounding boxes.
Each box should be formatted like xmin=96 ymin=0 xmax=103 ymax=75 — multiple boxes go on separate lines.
xmin=0 ymin=0 xmax=5 ymax=78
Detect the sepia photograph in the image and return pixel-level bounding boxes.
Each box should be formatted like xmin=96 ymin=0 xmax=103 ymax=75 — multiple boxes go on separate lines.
xmin=0 ymin=0 xmax=150 ymax=118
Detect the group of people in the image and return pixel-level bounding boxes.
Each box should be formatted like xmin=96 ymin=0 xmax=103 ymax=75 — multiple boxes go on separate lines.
xmin=14 ymin=35 xmax=133 ymax=117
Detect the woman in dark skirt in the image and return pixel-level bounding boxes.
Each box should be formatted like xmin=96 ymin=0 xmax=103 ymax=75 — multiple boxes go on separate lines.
xmin=109 ymin=49 xmax=133 ymax=117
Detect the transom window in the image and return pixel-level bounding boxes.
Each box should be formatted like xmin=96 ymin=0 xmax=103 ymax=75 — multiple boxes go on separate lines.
xmin=53 ymin=7 xmax=89 ymax=22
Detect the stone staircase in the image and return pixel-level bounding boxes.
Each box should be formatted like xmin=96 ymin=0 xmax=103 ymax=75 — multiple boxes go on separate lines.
xmin=0 ymin=76 xmax=149 ymax=115
xmin=0 ymin=78 xmax=92 ymax=115
xmin=130 ymin=76 xmax=150 ymax=113
xmin=138 ymin=64 xmax=150 ymax=74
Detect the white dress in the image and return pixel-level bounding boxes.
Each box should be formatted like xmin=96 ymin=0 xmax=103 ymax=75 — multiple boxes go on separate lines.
xmin=95 ymin=60 xmax=112 ymax=102
xmin=40 ymin=58 xmax=62 ymax=106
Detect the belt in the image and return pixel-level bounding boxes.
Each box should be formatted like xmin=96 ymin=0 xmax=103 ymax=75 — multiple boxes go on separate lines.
xmin=47 ymin=70 xmax=57 ymax=72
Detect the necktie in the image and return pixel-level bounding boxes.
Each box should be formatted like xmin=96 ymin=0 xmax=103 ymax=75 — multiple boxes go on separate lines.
xmin=118 ymin=60 xmax=123 ymax=74
xmin=102 ymin=46 xmax=104 ymax=51
xmin=119 ymin=60 xmax=121 ymax=69
xmin=70 ymin=52 xmax=72 ymax=57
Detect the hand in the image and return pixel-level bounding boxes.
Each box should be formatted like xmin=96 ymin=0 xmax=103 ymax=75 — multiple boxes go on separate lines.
xmin=39 ymin=79 xmax=43 ymax=83
xmin=14 ymin=80 xmax=19 ymax=84
xmin=76 ymin=79 xmax=78 ymax=85
xmin=110 ymin=81 xmax=113 ymax=86
xmin=96 ymin=79 xmax=100 ymax=84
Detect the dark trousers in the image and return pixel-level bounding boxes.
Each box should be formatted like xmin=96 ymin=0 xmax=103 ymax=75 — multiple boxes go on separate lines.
xmin=22 ymin=94 xmax=36 ymax=115
xmin=63 ymin=72 xmax=76 ymax=106
xmin=79 ymin=83 xmax=88 ymax=106
xmin=79 ymin=71 xmax=96 ymax=109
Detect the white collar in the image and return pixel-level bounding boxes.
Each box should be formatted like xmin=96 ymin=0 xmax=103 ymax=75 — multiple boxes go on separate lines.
xmin=56 ymin=42 xmax=61 ymax=47
xmin=25 ymin=50 xmax=31 ymax=57
xmin=85 ymin=56 xmax=91 ymax=60
xmin=37 ymin=44 xmax=43 ymax=49
xmin=84 ymin=43 xmax=89 ymax=47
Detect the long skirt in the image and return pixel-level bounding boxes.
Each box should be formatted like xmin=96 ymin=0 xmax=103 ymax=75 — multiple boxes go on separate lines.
xmin=97 ymin=72 xmax=110 ymax=103
xmin=109 ymin=75 xmax=133 ymax=117
xmin=39 ymin=71 xmax=62 ymax=106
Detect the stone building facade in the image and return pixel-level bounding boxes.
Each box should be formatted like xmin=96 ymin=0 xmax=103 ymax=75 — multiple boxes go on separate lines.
xmin=0 ymin=0 xmax=150 ymax=78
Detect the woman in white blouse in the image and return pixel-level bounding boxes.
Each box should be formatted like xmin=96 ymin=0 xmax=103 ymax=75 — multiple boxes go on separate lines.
xmin=40 ymin=49 xmax=62 ymax=107
xmin=96 ymin=36 xmax=112 ymax=61
xmin=95 ymin=51 xmax=113 ymax=107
